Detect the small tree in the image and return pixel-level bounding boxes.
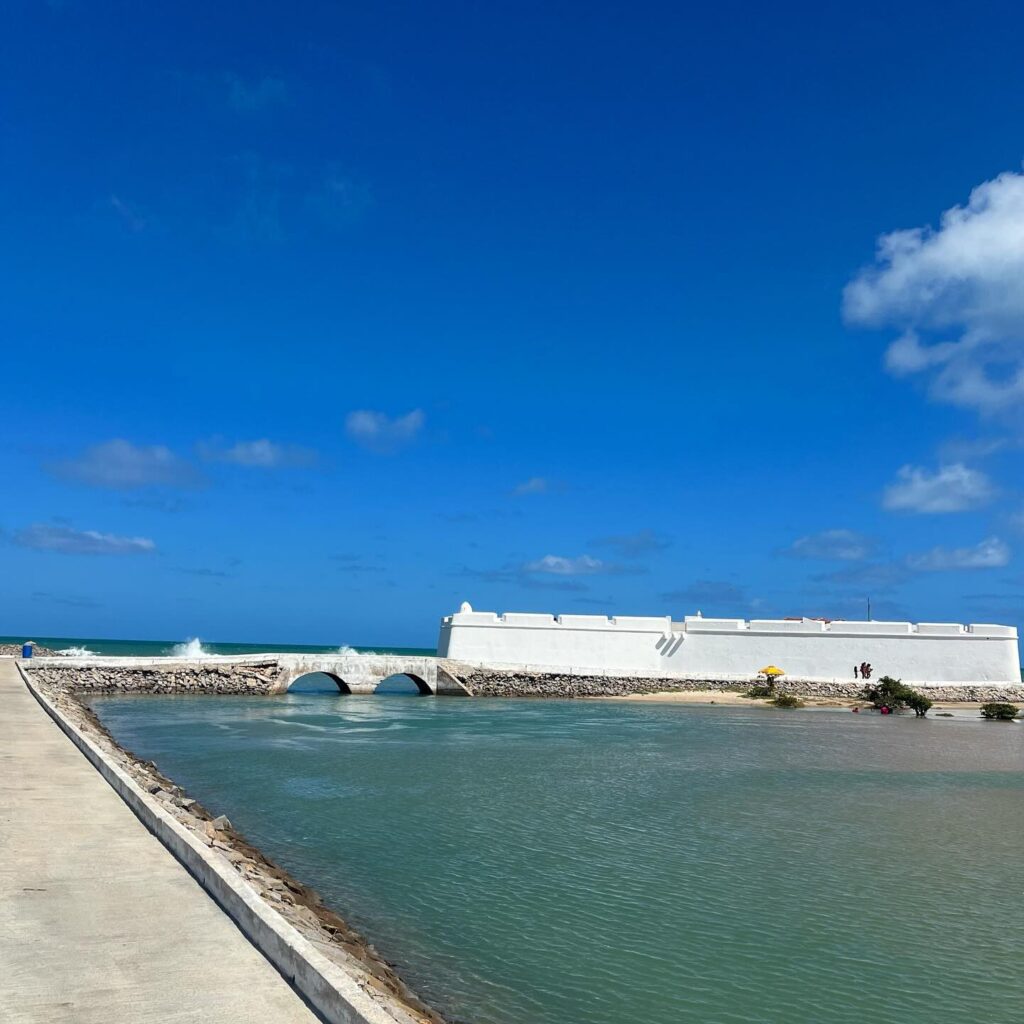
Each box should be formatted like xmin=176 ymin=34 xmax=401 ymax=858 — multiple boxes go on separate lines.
xmin=979 ymin=702 xmax=1019 ymax=721
xmin=862 ymin=676 xmax=932 ymax=715
xmin=904 ymin=692 xmax=933 ymax=717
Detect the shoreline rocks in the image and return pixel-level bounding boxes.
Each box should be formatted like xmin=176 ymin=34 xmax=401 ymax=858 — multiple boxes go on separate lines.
xmin=26 ymin=661 xmax=282 ymax=695
xmin=450 ymin=667 xmax=1024 ymax=703
xmin=1 ymin=643 xmax=57 ymax=657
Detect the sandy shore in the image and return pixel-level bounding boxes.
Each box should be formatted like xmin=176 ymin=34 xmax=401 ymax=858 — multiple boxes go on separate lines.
xmin=597 ymin=690 xmax=1003 ymax=711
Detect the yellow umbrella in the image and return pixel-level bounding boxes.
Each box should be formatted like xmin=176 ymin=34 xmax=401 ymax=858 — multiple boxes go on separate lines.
xmin=759 ymin=665 xmax=785 ymax=677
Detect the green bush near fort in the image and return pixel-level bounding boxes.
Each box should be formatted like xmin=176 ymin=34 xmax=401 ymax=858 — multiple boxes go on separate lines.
xmin=979 ymin=702 xmax=1020 ymax=720
xmin=862 ymin=676 xmax=933 ymax=717
xmin=770 ymin=694 xmax=805 ymax=709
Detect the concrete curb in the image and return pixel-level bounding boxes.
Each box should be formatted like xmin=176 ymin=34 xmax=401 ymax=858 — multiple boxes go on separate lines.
xmin=16 ymin=663 xmax=414 ymax=1024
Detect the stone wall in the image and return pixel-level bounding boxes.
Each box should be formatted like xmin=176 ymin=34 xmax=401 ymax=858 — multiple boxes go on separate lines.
xmin=439 ymin=606 xmax=1022 ymax=684
xmin=452 ymin=666 xmax=1024 ymax=702
xmin=26 ymin=660 xmax=283 ymax=695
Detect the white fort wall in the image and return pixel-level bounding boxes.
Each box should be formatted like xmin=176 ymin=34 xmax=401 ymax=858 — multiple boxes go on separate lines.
xmin=437 ymin=609 xmax=1021 ymax=685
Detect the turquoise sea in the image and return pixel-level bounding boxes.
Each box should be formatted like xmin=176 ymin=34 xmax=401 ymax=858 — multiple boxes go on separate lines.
xmin=93 ymin=687 xmax=1024 ymax=1024
xmin=0 ymin=634 xmax=433 ymax=658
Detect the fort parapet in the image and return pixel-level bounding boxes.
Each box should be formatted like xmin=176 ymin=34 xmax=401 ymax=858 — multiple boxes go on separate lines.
xmin=438 ymin=607 xmax=1021 ymax=686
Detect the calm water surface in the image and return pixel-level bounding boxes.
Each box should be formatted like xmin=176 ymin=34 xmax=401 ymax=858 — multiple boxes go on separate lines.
xmin=93 ymin=693 xmax=1024 ymax=1024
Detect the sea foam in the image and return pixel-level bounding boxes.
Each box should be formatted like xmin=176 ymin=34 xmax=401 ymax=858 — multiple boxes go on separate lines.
xmin=170 ymin=638 xmax=213 ymax=658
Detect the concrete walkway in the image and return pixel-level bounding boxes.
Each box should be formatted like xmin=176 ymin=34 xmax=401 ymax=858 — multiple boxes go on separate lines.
xmin=0 ymin=658 xmax=322 ymax=1023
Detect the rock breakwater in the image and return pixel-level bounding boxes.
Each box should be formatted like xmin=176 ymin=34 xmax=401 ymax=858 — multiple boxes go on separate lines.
xmin=27 ymin=660 xmax=282 ymax=695
xmin=1 ymin=643 xmax=57 ymax=657
xmin=450 ymin=666 xmax=1024 ymax=702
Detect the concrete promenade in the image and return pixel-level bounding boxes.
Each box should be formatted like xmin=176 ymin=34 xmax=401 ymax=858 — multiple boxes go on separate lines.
xmin=0 ymin=658 xmax=321 ymax=1023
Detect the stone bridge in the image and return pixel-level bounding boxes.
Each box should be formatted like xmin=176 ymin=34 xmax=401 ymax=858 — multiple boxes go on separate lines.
xmin=24 ymin=652 xmax=473 ymax=697
xmin=272 ymin=653 xmax=469 ymax=695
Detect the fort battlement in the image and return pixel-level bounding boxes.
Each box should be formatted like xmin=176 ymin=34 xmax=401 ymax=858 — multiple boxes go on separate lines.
xmin=438 ymin=607 xmax=1021 ymax=685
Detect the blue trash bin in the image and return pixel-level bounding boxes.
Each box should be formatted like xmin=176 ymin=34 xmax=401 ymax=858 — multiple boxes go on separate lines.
xmin=22 ymin=643 xmax=33 ymax=659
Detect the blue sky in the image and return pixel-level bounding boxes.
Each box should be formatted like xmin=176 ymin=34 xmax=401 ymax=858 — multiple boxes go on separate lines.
xmin=4 ymin=0 xmax=1024 ymax=646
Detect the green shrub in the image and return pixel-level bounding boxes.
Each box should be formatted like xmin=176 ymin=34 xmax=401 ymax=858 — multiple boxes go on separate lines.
xmin=904 ymin=692 xmax=933 ymax=718
xmin=862 ymin=676 xmax=931 ymax=715
xmin=744 ymin=684 xmax=775 ymax=699
xmin=979 ymin=702 xmax=1019 ymax=721
xmin=771 ymin=693 xmax=805 ymax=709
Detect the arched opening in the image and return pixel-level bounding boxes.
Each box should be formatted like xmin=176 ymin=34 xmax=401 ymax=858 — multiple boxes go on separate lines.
xmin=374 ymin=673 xmax=432 ymax=696
xmin=287 ymin=671 xmax=352 ymax=694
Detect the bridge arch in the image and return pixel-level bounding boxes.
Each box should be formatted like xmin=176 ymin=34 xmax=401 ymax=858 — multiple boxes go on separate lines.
xmin=374 ymin=673 xmax=433 ymax=696
xmin=286 ymin=671 xmax=352 ymax=695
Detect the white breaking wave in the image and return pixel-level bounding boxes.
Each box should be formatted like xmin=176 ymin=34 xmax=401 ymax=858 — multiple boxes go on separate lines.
xmin=56 ymin=646 xmax=96 ymax=657
xmin=336 ymin=645 xmax=373 ymax=655
xmin=170 ymin=638 xmax=214 ymax=658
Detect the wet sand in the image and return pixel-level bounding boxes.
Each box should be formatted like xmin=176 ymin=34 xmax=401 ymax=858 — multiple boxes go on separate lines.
xmin=597 ymin=690 xmax=1007 ymax=711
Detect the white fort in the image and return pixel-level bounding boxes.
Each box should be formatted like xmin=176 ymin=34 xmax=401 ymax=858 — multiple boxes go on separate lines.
xmin=438 ymin=605 xmax=1021 ymax=686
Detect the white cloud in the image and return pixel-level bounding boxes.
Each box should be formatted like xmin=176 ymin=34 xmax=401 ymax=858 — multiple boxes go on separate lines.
xmin=514 ymin=477 xmax=549 ymax=495
xmin=787 ymin=529 xmax=875 ymax=561
xmin=882 ymin=463 xmax=996 ymax=513
xmin=523 ymin=555 xmax=605 ymax=576
xmin=345 ymin=409 xmax=424 ymax=454
xmin=14 ymin=524 xmax=156 ymax=555
xmin=197 ymin=438 xmax=316 ymax=468
xmin=906 ymin=537 xmax=1010 ymax=572
xmin=938 ymin=436 xmax=1009 ymax=461
xmin=844 ymin=170 xmax=1024 ymax=414
xmin=51 ymin=439 xmax=199 ymax=489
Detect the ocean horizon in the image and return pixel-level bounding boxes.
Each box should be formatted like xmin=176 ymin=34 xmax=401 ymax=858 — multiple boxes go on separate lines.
xmin=1 ymin=634 xmax=436 ymax=659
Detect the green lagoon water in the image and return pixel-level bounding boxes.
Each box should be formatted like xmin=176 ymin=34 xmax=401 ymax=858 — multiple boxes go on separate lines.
xmin=93 ymin=692 xmax=1024 ymax=1024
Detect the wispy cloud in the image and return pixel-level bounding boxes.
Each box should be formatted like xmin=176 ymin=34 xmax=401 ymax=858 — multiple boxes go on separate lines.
xmin=906 ymin=537 xmax=1010 ymax=571
xmin=174 ymin=567 xmax=232 ymax=578
xmin=197 ymin=437 xmax=317 ymax=468
xmin=661 ymin=580 xmax=746 ymax=606
xmin=816 ymin=537 xmax=1011 ymax=585
xmin=521 ymin=554 xmax=643 ymax=577
xmin=938 ymin=436 xmax=1011 ymax=461
xmin=50 ymin=439 xmax=200 ymax=489
xmin=844 ymin=169 xmax=1024 ymax=415
xmin=345 ymin=409 xmax=424 ymax=454
xmin=786 ymin=529 xmax=876 ymax=561
xmin=109 ymin=195 xmax=146 ymax=231
xmin=592 ymin=529 xmax=671 ymax=558
xmin=456 ymin=565 xmax=589 ymax=592
xmin=882 ymin=463 xmax=996 ymax=513
xmin=330 ymin=554 xmax=385 ymax=574
xmin=812 ymin=562 xmax=913 ymax=589
xmin=122 ymin=496 xmax=187 ymax=513
xmin=32 ymin=590 xmax=101 ymax=609
xmin=513 ymin=476 xmax=551 ymax=495
xmin=224 ymin=72 xmax=287 ymax=112
xmin=304 ymin=165 xmax=372 ymax=226
xmin=14 ymin=523 xmax=156 ymax=555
